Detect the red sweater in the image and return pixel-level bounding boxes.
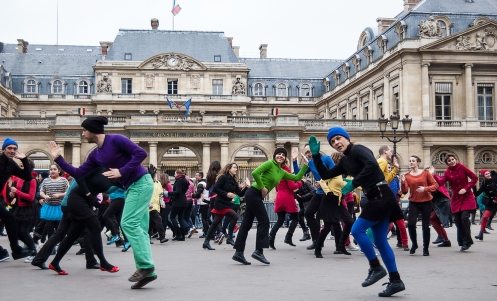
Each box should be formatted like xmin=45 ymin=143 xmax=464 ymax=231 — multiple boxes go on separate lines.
xmin=3 ymin=176 xmax=37 ymax=207
xmin=401 ymin=170 xmax=438 ymax=202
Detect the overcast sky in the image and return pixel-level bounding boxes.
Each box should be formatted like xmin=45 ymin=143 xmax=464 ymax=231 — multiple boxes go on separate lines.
xmin=1 ymin=0 xmax=403 ymax=60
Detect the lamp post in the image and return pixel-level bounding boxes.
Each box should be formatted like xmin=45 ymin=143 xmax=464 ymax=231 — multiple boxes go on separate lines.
xmin=378 ymin=111 xmax=412 ymax=157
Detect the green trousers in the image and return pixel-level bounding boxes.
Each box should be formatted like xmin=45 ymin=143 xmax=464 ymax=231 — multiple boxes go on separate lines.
xmin=121 ymin=174 xmax=155 ymax=271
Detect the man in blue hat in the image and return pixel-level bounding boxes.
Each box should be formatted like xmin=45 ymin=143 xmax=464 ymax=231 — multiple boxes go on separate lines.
xmin=308 ymin=127 xmax=405 ymax=297
xmin=0 ymin=137 xmax=34 ymax=261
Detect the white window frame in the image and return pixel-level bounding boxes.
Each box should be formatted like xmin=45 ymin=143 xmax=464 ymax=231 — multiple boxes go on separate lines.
xmin=300 ymin=83 xmax=312 ymax=97
xmin=167 ymin=79 xmax=178 ymax=95
xmin=25 ymin=79 xmax=38 ymax=94
xmin=276 ymin=83 xmax=287 ymax=97
xmin=52 ymin=79 xmax=64 ymax=94
xmin=78 ymin=80 xmax=90 ymax=94
xmin=212 ymin=79 xmax=223 ymax=95
xmin=254 ymin=82 xmax=265 ymax=97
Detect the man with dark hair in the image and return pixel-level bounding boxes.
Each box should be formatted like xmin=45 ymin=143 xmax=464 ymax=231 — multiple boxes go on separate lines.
xmin=49 ymin=116 xmax=156 ymax=289
xmin=0 ymin=137 xmax=33 ymax=261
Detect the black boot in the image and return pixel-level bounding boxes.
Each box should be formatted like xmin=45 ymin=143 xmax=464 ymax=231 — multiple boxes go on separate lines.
xmin=284 ymin=234 xmax=296 ymax=247
xmin=475 ymin=231 xmax=483 ymax=241
xmin=202 ymin=240 xmax=215 ymax=250
xmin=269 ymin=236 xmax=276 ymax=250
xmin=378 ymin=279 xmax=405 ymax=297
xmin=362 ymin=265 xmax=387 ymax=287
xmin=437 ymin=240 xmax=451 ymax=247
xmin=409 ymin=243 xmax=418 ymax=255
xmin=251 ymin=249 xmax=270 ymax=264
xmin=300 ymin=230 xmax=311 ymax=241
xmin=232 ymin=251 xmax=251 ymax=265
xmin=314 ymin=245 xmax=323 ymax=258
xmin=422 ymin=246 xmax=429 ymax=256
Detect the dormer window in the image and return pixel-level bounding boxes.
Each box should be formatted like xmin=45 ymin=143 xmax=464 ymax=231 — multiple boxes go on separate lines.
xmin=78 ymin=80 xmax=89 ymax=94
xmin=124 ymin=53 xmax=132 ymax=60
xmin=352 ymin=54 xmax=361 ymax=72
xmin=254 ymin=82 xmax=265 ymax=96
xmin=300 ymin=83 xmax=311 ymax=97
xmin=26 ymin=79 xmax=37 ymax=93
xmin=52 ymin=80 xmax=63 ymax=94
xmin=214 ymin=55 xmax=222 ymax=62
xmin=276 ymin=83 xmax=287 ymax=97
xmin=377 ymin=35 xmax=388 ymax=53
xmin=364 ymin=46 xmax=374 ymax=64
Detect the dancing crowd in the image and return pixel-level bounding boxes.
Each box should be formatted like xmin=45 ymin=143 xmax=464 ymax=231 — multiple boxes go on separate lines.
xmin=1 ymin=120 xmax=496 ymax=297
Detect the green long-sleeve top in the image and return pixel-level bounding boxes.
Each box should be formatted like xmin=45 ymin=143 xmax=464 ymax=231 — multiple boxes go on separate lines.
xmin=251 ymin=159 xmax=308 ymax=192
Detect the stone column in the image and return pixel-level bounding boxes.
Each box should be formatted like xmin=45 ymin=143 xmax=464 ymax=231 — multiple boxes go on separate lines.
xmin=422 ymin=144 xmax=431 ymax=169
xmin=370 ymin=86 xmax=376 ymax=119
xmin=72 ymin=143 xmax=81 ymax=167
xmin=383 ymin=74 xmax=391 ymax=116
xmin=421 ymin=63 xmax=430 ymax=120
xmin=220 ymin=142 xmax=229 ymax=167
xmin=466 ymin=145 xmax=475 ymax=172
xmin=148 ymin=142 xmax=158 ymax=167
xmin=465 ymin=64 xmax=474 ymax=119
xmin=202 ymin=142 xmax=211 ymax=175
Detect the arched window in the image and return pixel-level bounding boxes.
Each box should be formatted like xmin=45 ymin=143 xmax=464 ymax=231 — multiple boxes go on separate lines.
xmin=78 ymin=80 xmax=89 ymax=94
xmin=300 ymin=84 xmax=311 ymax=97
xmin=52 ymin=80 xmax=63 ymax=94
xmin=26 ymin=79 xmax=37 ymax=93
xmin=437 ymin=20 xmax=448 ymax=37
xmin=254 ymin=83 xmax=264 ymax=96
xmin=276 ymin=83 xmax=287 ymax=97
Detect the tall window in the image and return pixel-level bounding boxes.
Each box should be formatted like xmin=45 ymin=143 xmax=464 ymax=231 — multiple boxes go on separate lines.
xmin=168 ymin=79 xmax=178 ymax=95
xmin=78 ymin=80 xmax=89 ymax=94
xmin=254 ymin=83 xmax=264 ymax=96
xmin=276 ymin=83 xmax=287 ymax=97
xmin=300 ymin=84 xmax=311 ymax=97
xmin=435 ymin=82 xmax=452 ymax=120
xmin=376 ymin=93 xmax=384 ymax=117
xmin=392 ymin=85 xmax=400 ymax=113
xmin=363 ymin=101 xmax=369 ymax=120
xmin=212 ymin=79 xmax=223 ymax=95
xmin=478 ymin=84 xmax=494 ymax=120
xmin=53 ymin=80 xmax=63 ymax=94
xmin=26 ymin=79 xmax=37 ymax=93
xmin=121 ymin=78 xmax=132 ymax=94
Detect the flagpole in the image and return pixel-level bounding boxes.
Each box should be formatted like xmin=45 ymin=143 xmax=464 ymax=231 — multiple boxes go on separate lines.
xmin=56 ymin=0 xmax=59 ymax=45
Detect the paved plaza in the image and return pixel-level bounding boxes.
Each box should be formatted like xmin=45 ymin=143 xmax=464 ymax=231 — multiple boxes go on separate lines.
xmin=0 ymin=224 xmax=496 ymax=301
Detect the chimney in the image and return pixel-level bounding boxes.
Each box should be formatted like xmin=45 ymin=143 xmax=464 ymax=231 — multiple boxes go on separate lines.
xmin=227 ymin=37 xmax=233 ymax=48
xmin=150 ymin=18 xmax=159 ymax=30
xmin=377 ymin=18 xmax=397 ymax=34
xmin=259 ymin=44 xmax=268 ymax=59
xmin=403 ymin=0 xmax=421 ymax=13
xmin=233 ymin=46 xmax=240 ymax=58
xmin=17 ymin=39 xmax=29 ymax=54
xmin=99 ymin=41 xmax=113 ymax=56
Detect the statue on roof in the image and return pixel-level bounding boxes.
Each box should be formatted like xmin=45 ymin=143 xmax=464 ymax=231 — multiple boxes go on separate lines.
xmin=96 ymin=74 xmax=112 ymax=93
xmin=418 ymin=17 xmax=439 ymax=38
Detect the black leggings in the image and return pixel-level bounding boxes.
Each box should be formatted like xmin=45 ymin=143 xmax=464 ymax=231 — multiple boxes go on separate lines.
xmin=205 ymin=209 xmax=238 ymax=240
xmin=407 ymin=201 xmax=432 ymax=248
xmin=453 ymin=210 xmax=473 ymax=247
xmin=51 ymin=214 xmax=112 ymax=269
xmin=270 ymin=212 xmax=298 ymax=240
xmin=102 ymin=198 xmax=124 ymax=236
xmin=234 ymin=187 xmax=270 ymax=252
xmin=198 ymin=205 xmax=211 ymax=234
xmin=304 ymin=193 xmax=323 ymax=241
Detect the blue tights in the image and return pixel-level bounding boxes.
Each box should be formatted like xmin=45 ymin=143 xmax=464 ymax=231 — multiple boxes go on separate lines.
xmin=351 ymin=217 xmax=398 ymax=273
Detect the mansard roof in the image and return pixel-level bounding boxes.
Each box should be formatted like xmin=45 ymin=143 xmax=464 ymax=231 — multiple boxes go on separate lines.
xmin=414 ymin=0 xmax=497 ymax=15
xmin=240 ymin=58 xmax=343 ymax=79
xmin=106 ymin=29 xmax=239 ymax=63
xmin=0 ymin=44 xmax=100 ymax=76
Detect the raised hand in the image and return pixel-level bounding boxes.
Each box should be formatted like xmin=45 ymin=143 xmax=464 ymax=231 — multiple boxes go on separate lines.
xmin=308 ymin=136 xmax=320 ymax=155
xmin=48 ymin=141 xmax=61 ymax=159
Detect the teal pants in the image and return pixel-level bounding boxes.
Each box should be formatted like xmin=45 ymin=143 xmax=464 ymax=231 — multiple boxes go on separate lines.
xmin=121 ymin=174 xmax=155 ymax=270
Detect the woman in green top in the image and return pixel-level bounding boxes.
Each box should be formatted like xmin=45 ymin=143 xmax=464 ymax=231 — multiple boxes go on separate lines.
xmin=232 ymin=148 xmax=308 ymax=265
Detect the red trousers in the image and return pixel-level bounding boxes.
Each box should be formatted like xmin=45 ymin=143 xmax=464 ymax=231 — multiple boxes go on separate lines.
xmin=430 ymin=211 xmax=448 ymax=240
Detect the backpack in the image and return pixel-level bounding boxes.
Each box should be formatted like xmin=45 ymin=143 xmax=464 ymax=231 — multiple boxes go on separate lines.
xmin=185 ymin=179 xmax=195 ymax=201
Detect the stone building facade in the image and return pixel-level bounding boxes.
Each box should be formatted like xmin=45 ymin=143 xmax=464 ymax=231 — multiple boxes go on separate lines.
xmin=0 ymin=0 xmax=496 ymax=178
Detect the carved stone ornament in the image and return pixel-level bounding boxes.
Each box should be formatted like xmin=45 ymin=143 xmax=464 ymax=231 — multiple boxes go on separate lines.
xmin=191 ymin=74 xmax=200 ymax=89
xmin=232 ymin=77 xmax=246 ymax=95
xmin=145 ymin=73 xmax=155 ymax=88
xmin=455 ymin=27 xmax=497 ymax=51
xmin=149 ymin=54 xmax=201 ymax=71
xmin=418 ymin=17 xmax=439 ymax=38
xmin=96 ymin=75 xmax=112 ymax=93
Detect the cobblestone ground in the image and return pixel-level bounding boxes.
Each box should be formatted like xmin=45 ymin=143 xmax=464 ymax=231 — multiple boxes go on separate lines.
xmin=0 ymin=223 xmax=496 ymax=301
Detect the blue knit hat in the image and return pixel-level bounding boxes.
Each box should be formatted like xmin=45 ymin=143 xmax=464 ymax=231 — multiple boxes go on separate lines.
xmin=2 ymin=137 xmax=18 ymax=150
xmin=327 ymin=127 xmax=350 ymax=143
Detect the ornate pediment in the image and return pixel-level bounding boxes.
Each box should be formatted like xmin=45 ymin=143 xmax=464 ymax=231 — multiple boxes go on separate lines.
xmin=421 ymin=21 xmax=497 ymax=52
xmin=139 ymin=53 xmax=207 ymax=71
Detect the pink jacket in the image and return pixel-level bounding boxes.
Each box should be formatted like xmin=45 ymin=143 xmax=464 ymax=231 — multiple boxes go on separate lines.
xmin=440 ymin=163 xmax=477 ymax=213
xmin=274 ymin=166 xmax=302 ymax=213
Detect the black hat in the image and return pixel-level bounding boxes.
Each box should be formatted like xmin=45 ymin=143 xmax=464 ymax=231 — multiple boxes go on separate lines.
xmin=81 ymin=116 xmax=108 ymax=134
xmin=273 ymin=147 xmax=287 ymax=159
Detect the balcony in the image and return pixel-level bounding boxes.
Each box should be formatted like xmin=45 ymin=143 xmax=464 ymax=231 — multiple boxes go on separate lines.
xmin=0 ymin=117 xmax=55 ymax=129
xmin=48 ymin=94 xmax=66 ymax=99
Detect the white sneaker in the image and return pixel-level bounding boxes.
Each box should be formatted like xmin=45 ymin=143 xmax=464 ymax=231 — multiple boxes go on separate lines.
xmin=24 ymin=256 xmax=34 ymax=263
xmin=346 ymin=244 xmax=360 ymax=251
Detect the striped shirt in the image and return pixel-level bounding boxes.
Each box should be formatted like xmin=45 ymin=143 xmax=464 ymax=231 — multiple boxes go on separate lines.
xmin=40 ymin=176 xmax=69 ymax=204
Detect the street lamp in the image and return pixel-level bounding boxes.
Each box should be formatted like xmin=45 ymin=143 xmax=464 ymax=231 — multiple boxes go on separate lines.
xmin=378 ymin=111 xmax=412 ymax=157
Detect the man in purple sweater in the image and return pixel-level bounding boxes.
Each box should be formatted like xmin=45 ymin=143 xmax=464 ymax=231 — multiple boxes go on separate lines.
xmin=49 ymin=116 xmax=156 ymax=289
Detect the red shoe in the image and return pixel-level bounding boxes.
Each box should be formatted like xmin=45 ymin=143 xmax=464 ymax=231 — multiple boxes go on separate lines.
xmin=48 ymin=263 xmax=69 ymax=275
xmin=100 ymin=265 xmax=120 ymax=273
